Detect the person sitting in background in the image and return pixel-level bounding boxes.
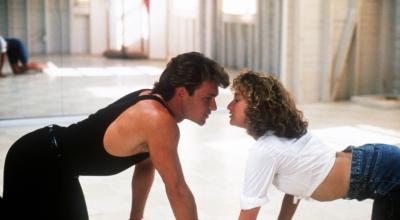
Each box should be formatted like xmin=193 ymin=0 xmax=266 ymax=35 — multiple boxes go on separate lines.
xmin=0 ymin=36 xmax=45 ymax=77
xmin=227 ymin=70 xmax=400 ymax=220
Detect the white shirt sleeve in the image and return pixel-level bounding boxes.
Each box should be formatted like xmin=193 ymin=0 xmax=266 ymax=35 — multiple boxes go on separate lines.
xmin=0 ymin=36 xmax=7 ymax=53
xmin=240 ymin=146 xmax=280 ymax=210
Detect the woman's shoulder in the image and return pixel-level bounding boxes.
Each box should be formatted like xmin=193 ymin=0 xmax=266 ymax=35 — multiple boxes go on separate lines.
xmin=253 ymin=131 xmax=321 ymax=155
xmin=251 ymin=132 xmax=288 ymax=154
xmin=256 ymin=131 xmax=307 ymax=146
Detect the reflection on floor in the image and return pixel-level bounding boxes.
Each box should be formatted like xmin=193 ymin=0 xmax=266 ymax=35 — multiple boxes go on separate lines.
xmin=0 ymin=55 xmax=399 ymax=220
xmin=0 ymin=55 xmax=166 ymax=118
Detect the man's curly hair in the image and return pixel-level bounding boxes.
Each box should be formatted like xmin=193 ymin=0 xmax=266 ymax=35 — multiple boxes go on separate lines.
xmin=232 ymin=70 xmax=308 ymax=139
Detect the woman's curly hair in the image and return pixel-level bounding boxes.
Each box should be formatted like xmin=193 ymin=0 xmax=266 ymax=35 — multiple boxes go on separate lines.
xmin=232 ymin=70 xmax=308 ymax=139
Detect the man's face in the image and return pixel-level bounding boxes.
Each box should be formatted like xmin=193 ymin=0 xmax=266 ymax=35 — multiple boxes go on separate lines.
xmin=181 ymin=80 xmax=219 ymax=125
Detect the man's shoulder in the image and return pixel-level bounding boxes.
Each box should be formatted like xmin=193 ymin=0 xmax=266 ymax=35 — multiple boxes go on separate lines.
xmin=133 ymin=100 xmax=176 ymax=127
xmin=135 ymin=102 xmax=179 ymax=143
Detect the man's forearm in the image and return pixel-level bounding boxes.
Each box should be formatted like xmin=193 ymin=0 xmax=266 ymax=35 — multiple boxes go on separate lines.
xmin=166 ymin=185 xmax=198 ymax=220
xmin=0 ymin=53 xmax=5 ymax=75
xmin=130 ymin=159 xmax=155 ymax=220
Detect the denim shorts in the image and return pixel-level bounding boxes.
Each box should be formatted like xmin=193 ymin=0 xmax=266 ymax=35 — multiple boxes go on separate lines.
xmin=6 ymin=38 xmax=28 ymax=64
xmin=345 ymin=144 xmax=400 ymax=201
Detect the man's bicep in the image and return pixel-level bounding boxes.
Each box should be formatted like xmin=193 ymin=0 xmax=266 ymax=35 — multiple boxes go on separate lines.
xmin=151 ymin=145 xmax=183 ymax=184
xmin=147 ymin=124 xmax=184 ymax=186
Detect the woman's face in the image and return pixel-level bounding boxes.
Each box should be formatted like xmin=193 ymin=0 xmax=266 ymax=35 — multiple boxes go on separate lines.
xmin=227 ymin=90 xmax=248 ymax=129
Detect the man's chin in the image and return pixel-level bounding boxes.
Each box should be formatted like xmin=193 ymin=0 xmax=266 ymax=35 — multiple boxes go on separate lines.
xmin=193 ymin=119 xmax=206 ymax=126
xmin=197 ymin=121 xmax=206 ymax=126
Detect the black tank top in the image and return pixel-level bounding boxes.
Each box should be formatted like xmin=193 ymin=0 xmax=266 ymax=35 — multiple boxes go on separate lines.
xmin=54 ymin=89 xmax=173 ymax=176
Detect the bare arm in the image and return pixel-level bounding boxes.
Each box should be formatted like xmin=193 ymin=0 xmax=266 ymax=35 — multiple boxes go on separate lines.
xmin=147 ymin=115 xmax=198 ymax=220
xmin=277 ymin=194 xmax=299 ymax=220
xmin=130 ymin=158 xmax=155 ymax=220
xmin=0 ymin=53 xmax=5 ymax=76
xmin=238 ymin=207 xmax=260 ymax=220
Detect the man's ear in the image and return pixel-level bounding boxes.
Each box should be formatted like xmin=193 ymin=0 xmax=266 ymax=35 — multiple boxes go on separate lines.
xmin=175 ymin=87 xmax=187 ymax=98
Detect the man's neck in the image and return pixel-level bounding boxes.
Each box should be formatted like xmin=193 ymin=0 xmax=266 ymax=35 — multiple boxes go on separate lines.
xmin=165 ymin=96 xmax=184 ymax=123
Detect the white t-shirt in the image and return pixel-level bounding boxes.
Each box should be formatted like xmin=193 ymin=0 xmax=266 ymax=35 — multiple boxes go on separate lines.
xmin=240 ymin=131 xmax=336 ymax=210
xmin=0 ymin=36 xmax=7 ymax=53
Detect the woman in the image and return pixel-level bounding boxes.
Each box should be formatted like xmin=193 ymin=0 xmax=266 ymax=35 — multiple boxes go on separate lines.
xmin=0 ymin=36 xmax=45 ymax=76
xmin=227 ymin=70 xmax=400 ymax=220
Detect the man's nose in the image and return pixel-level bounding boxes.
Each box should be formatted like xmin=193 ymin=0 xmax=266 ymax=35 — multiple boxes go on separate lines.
xmin=210 ymin=99 xmax=217 ymax=111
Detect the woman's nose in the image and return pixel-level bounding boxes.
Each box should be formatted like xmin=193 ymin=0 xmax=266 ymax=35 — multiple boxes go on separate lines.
xmin=227 ymin=101 xmax=233 ymax=110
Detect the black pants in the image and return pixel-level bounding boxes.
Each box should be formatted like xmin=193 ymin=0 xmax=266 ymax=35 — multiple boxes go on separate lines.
xmin=372 ymin=185 xmax=400 ymax=220
xmin=2 ymin=127 xmax=88 ymax=220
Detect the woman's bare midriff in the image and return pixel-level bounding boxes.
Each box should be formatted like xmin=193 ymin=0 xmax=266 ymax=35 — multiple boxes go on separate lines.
xmin=311 ymin=151 xmax=352 ymax=201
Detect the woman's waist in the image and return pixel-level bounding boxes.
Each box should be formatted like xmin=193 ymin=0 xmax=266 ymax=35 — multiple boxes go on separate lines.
xmin=311 ymin=151 xmax=352 ymax=201
xmin=345 ymin=144 xmax=400 ymax=200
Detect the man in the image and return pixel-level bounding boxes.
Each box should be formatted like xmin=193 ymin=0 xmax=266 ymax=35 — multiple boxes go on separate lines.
xmin=0 ymin=36 xmax=44 ymax=76
xmin=127 ymin=52 xmax=230 ymax=219
xmin=1 ymin=51 xmax=230 ymax=220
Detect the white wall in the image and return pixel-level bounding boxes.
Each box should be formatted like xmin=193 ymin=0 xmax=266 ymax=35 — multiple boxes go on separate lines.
xmin=214 ymin=0 xmax=281 ymax=74
xmin=108 ymin=0 xmax=146 ymax=52
xmin=7 ymin=0 xmax=28 ymax=42
xmin=27 ymin=0 xmax=46 ymax=54
xmin=70 ymin=2 xmax=90 ymax=54
xmin=70 ymin=0 xmax=108 ymax=54
xmin=167 ymin=0 xmax=200 ymax=58
xmin=149 ymin=0 xmax=167 ymax=59
xmin=0 ymin=0 xmax=8 ymax=36
xmin=355 ymin=0 xmax=382 ymax=95
xmin=71 ymin=14 xmax=90 ymax=54
xmin=393 ymin=0 xmax=400 ymax=95
xmin=90 ymin=0 xmax=107 ymax=54
xmin=283 ymin=0 xmax=395 ymax=102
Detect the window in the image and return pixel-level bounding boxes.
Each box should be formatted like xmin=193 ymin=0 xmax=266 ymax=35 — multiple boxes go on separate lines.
xmin=172 ymin=0 xmax=198 ymax=18
xmin=74 ymin=0 xmax=90 ymax=6
xmin=222 ymin=0 xmax=256 ymax=23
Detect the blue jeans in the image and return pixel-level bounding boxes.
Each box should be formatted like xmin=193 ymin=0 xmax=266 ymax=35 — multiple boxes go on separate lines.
xmin=5 ymin=38 xmax=29 ymax=64
xmin=345 ymin=144 xmax=400 ymax=220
